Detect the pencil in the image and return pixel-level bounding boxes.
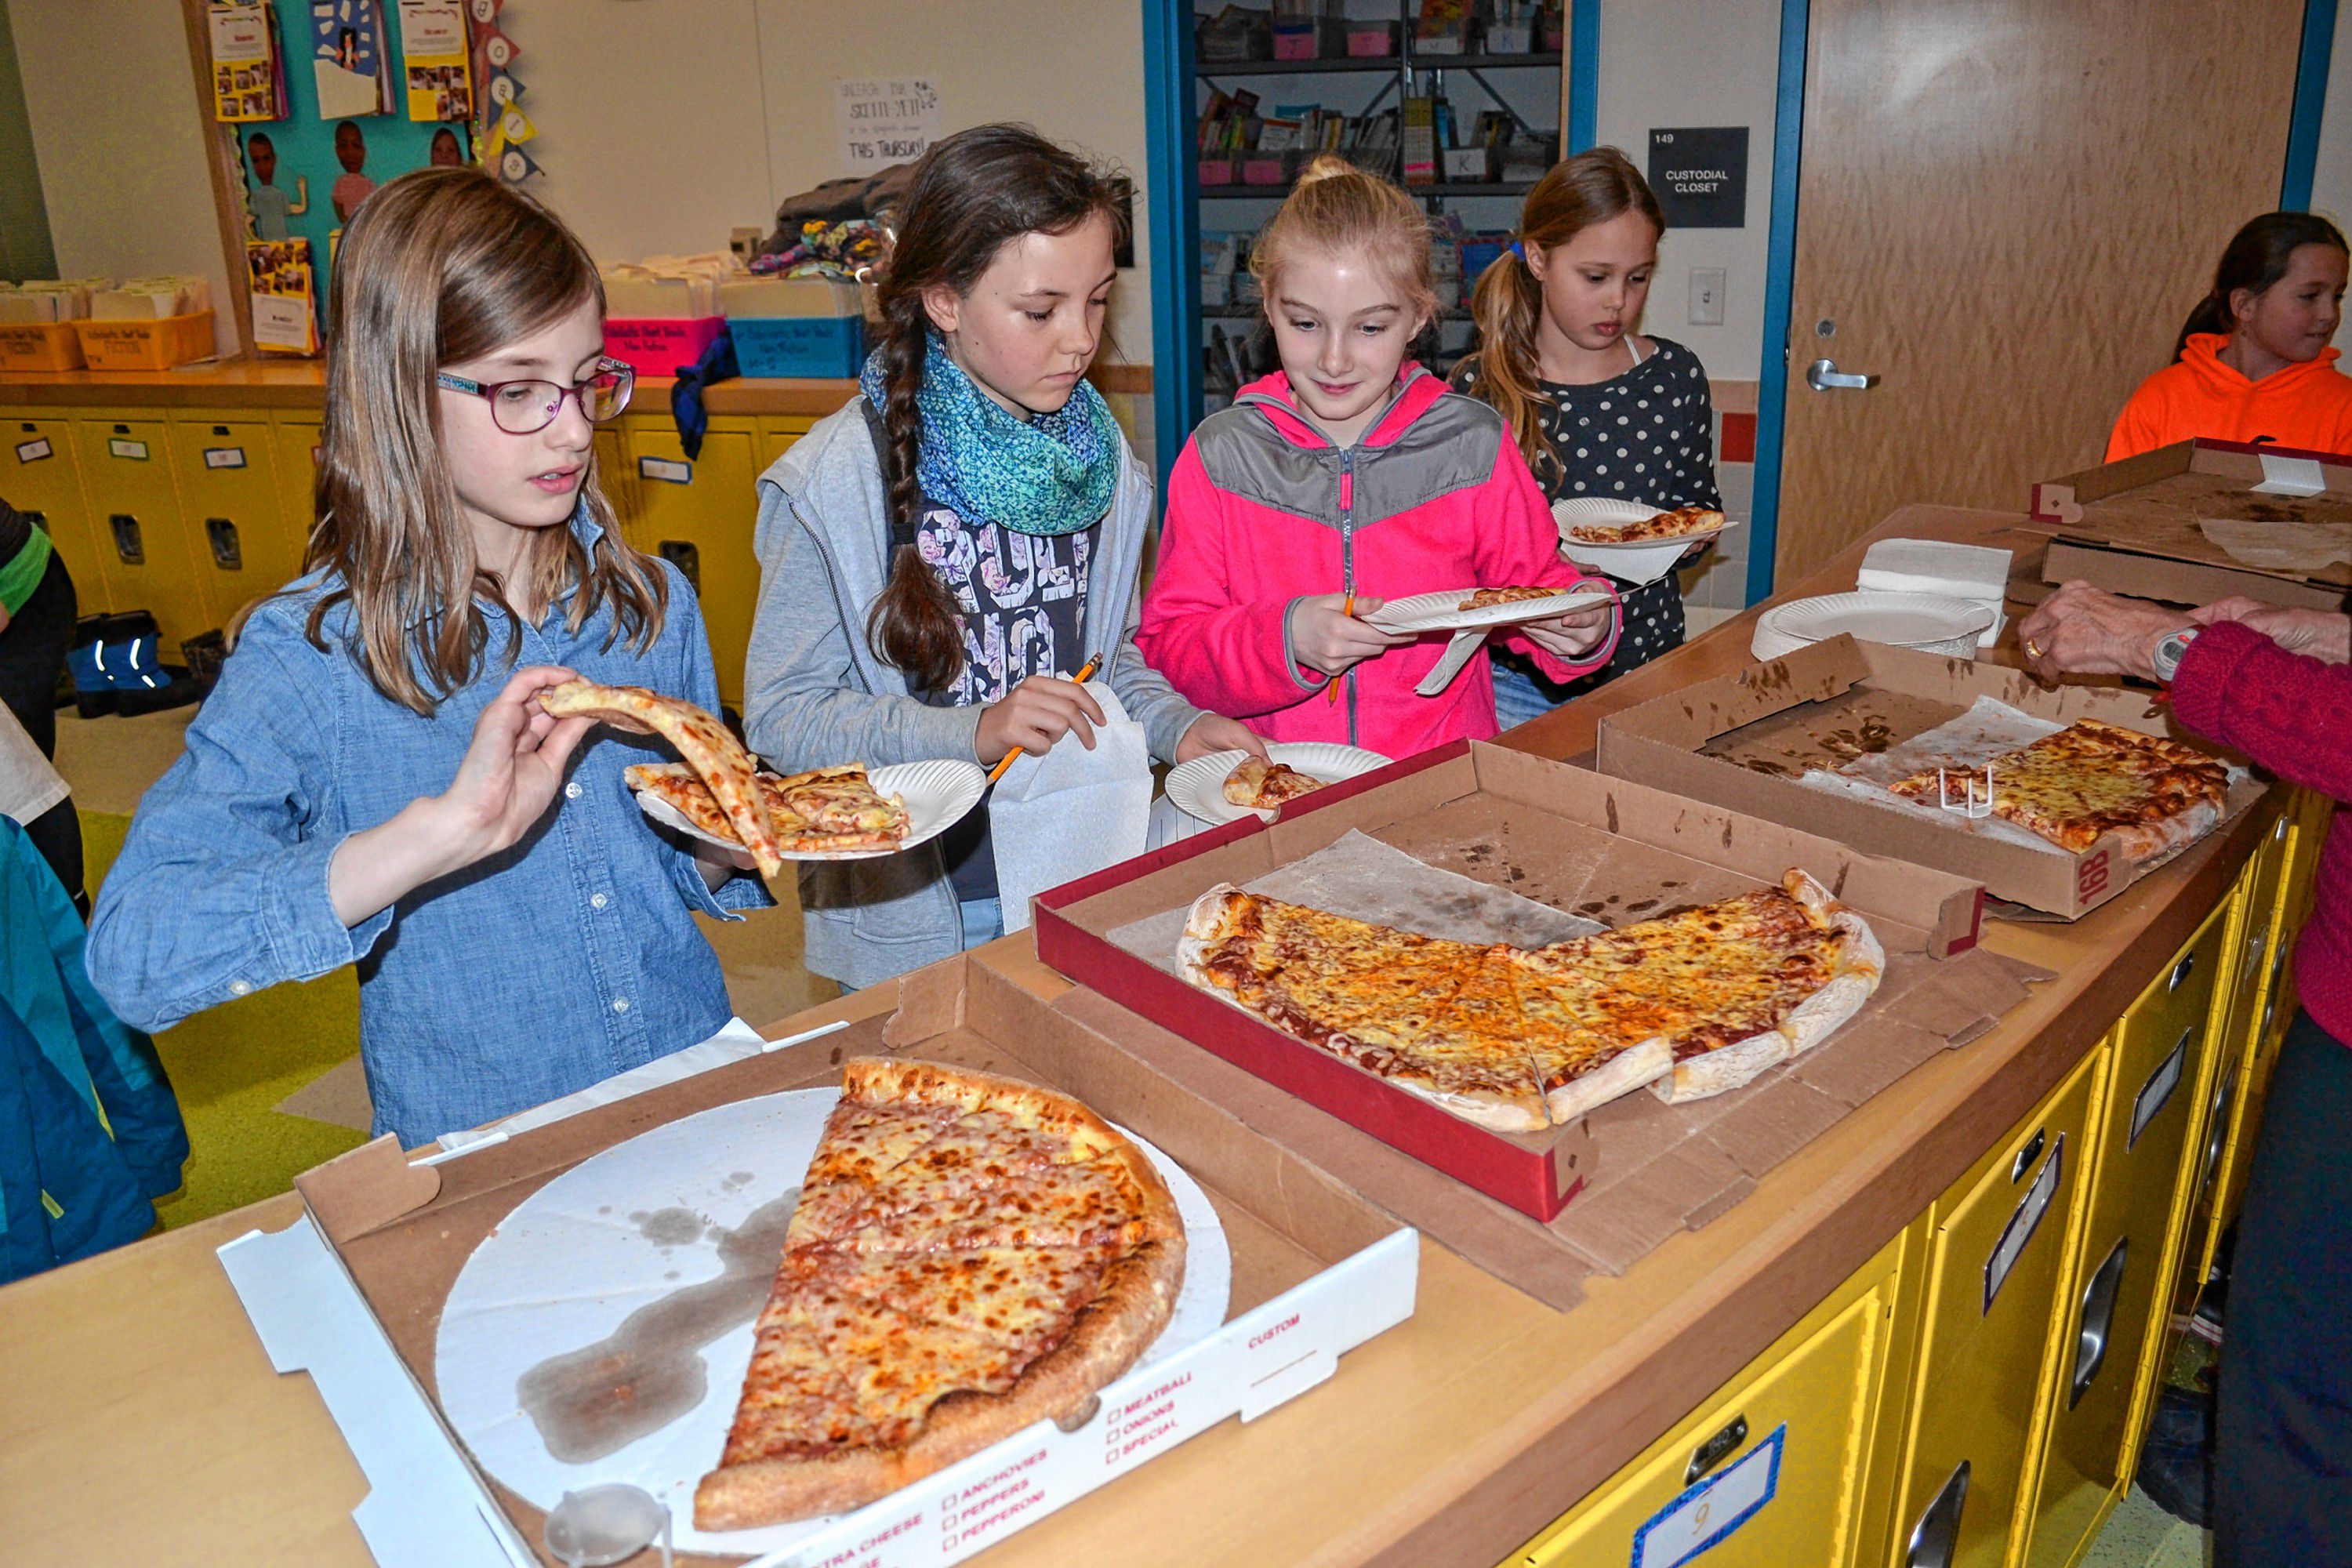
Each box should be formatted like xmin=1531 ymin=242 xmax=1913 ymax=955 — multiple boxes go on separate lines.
xmin=987 ymin=653 xmax=1103 ymax=785
xmin=1326 ymin=593 xmax=1352 ymax=705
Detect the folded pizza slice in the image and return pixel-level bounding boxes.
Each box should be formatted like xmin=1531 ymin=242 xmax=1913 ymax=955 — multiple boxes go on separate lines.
xmin=540 ymin=678 xmax=787 ymax=876
xmin=1223 ymin=757 xmax=1328 ymax=810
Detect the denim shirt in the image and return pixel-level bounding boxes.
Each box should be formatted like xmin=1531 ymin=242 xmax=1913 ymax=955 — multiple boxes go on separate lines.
xmin=85 ymin=508 xmax=770 ymax=1147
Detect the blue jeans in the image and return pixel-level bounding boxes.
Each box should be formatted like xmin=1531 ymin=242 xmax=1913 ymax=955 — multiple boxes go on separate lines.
xmin=958 ymin=896 xmax=1004 ymax=950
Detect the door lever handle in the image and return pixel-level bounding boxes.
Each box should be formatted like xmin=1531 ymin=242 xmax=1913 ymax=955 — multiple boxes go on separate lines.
xmin=1806 ymin=357 xmax=1879 ymax=391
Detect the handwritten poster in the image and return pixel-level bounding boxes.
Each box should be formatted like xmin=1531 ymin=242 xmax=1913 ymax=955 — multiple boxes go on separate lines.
xmin=834 ymin=78 xmax=941 ymax=172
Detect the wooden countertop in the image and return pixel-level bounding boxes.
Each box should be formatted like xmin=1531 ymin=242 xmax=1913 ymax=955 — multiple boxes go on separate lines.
xmin=0 ymin=358 xmax=1152 ymax=413
xmin=0 ymin=505 xmax=2273 ymax=1567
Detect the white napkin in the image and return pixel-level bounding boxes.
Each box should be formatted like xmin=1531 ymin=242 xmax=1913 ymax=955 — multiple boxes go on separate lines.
xmin=989 ymin=679 xmax=1152 ymax=933
xmin=1856 ymin=538 xmax=2013 ymax=649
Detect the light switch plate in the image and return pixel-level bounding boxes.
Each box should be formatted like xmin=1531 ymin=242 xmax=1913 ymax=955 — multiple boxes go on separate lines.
xmin=1689 ymin=268 xmax=1726 ymax=326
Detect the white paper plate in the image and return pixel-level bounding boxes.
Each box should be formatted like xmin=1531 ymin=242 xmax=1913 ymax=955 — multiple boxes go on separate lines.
xmin=1362 ymin=585 xmax=1614 ymax=636
xmin=632 ymin=758 xmax=986 ymax=862
xmin=1552 ymin=497 xmax=1731 ymax=586
xmin=1762 ymin=592 xmax=1994 ymax=659
xmin=434 ymin=1087 xmax=1231 ymax=1558
xmin=1164 ymin=741 xmax=1393 ymax=826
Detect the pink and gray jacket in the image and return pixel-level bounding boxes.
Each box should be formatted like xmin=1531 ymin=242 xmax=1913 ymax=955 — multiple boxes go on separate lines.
xmin=1137 ymin=367 xmax=1619 ymax=756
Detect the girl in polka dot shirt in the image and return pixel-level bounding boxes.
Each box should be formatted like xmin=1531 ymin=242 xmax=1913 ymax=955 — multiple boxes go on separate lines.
xmin=1452 ymin=147 xmax=1722 ymax=728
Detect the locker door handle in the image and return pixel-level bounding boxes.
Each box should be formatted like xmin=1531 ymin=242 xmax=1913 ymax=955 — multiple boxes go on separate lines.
xmin=659 ymin=539 xmax=701 ymax=591
xmin=108 ymin=514 xmax=144 ymax=565
xmin=2010 ymin=1127 xmax=2044 ymax=1182
xmin=204 ymin=517 xmax=242 ymax=570
xmin=1684 ymin=1413 xmax=1748 ymax=1486
xmin=2197 ymin=1072 xmax=2235 ymax=1205
xmin=1806 ymin=357 xmax=1878 ymax=391
xmin=2169 ymin=949 xmax=2196 ymax=991
xmin=1906 ymin=1460 xmax=1969 ymax=1568
xmin=2070 ymin=1236 xmax=2128 ymax=1408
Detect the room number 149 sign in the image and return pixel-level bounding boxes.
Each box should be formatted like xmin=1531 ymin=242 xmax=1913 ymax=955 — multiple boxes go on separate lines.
xmin=836 ymin=78 xmax=942 ymax=172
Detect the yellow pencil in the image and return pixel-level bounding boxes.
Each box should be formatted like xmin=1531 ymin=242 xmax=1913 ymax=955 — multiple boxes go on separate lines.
xmin=987 ymin=652 xmax=1102 ymax=785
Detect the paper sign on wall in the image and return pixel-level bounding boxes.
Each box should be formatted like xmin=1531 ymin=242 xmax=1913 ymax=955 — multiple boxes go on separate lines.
xmin=835 ymin=77 xmax=941 ymax=172
xmin=397 ymin=1 xmax=474 ymax=123
xmin=310 ymin=0 xmax=394 ymax=119
xmin=1647 ymin=126 xmax=1749 ymax=230
xmin=209 ymin=3 xmax=285 ymax=123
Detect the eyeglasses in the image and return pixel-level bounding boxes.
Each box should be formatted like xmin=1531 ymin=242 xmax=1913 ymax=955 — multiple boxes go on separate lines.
xmin=435 ymin=357 xmax=635 ymax=434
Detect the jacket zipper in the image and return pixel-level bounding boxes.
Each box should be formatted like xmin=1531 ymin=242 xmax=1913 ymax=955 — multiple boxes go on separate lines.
xmin=1338 ymin=446 xmax=1358 ymax=747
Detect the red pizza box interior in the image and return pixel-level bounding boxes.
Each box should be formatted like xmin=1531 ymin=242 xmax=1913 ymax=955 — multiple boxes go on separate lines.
xmin=1594 ymin=635 xmax=2270 ymax=920
xmin=1030 ymin=741 xmax=1994 ymax=1232
xmin=2027 ymin=436 xmax=2352 ymax=610
xmin=288 ymin=953 xmax=1410 ymax=1568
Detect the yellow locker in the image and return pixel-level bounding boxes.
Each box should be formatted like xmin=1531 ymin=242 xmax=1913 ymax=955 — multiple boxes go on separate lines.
xmin=757 ymin=416 xmax=818 ymax=473
xmin=168 ymin=417 xmax=303 ymax=622
xmin=1508 ymin=1225 xmax=1911 ymax=1568
xmin=2024 ymin=896 xmax=2234 ymax=1568
xmin=1882 ymin=1044 xmax=2103 ymax=1568
xmin=619 ymin=418 xmax=760 ymax=709
xmin=1 ymin=409 xmax=109 ymax=613
xmin=593 ymin=428 xmax=638 ymax=537
xmin=269 ymin=418 xmax=323 ymax=569
xmin=69 ymin=413 xmax=216 ymax=650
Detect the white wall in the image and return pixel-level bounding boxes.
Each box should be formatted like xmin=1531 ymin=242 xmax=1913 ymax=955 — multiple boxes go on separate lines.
xmin=8 ymin=0 xmax=240 ymax=357
xmin=1591 ymin=0 xmax=1780 ymax=380
xmin=2307 ymin=0 xmax=2352 ymax=342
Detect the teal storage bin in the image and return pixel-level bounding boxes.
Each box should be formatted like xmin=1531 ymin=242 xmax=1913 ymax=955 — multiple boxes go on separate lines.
xmin=731 ymin=315 xmax=867 ymax=379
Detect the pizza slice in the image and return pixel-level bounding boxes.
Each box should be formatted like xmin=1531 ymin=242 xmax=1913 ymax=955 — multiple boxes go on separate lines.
xmin=625 ymin=760 xmax=911 ymax=857
xmin=1223 ymin=757 xmax=1329 ymax=811
xmin=769 ymin=764 xmax=913 ymax=843
xmin=1886 ymin=717 xmax=2230 ymax=859
xmin=1563 ymin=505 xmax=1727 ymax=544
xmin=540 ymin=679 xmax=787 ymax=877
xmin=1460 ymin=585 xmax=1570 ymax=612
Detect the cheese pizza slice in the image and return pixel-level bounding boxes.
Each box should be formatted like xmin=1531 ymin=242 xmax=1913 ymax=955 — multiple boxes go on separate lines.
xmin=539 ymin=679 xmax=787 ymax=876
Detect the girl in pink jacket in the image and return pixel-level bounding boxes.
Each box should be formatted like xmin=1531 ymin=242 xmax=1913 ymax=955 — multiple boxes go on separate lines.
xmin=1138 ymin=159 xmax=1618 ymax=757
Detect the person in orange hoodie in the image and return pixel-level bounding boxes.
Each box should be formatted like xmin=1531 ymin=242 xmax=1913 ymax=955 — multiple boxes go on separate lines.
xmin=2108 ymin=212 xmax=2352 ymax=461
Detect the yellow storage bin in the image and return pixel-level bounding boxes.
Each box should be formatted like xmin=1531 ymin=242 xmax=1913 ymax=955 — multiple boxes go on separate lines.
xmin=1506 ymin=1228 xmax=1912 ymax=1568
xmin=2025 ymin=897 xmax=2233 ymax=1567
xmin=0 ymin=322 xmax=86 ymax=371
xmin=73 ymin=310 xmax=216 ymax=372
xmin=2 ymin=411 xmax=109 ymax=612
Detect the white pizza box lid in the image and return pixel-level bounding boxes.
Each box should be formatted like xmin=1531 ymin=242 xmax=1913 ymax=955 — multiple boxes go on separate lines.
xmin=218 ymin=999 xmax=1418 ymax=1568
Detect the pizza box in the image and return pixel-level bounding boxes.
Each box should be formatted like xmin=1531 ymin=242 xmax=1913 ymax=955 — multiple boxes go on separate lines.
xmin=1029 ymin=741 xmax=1991 ymax=1229
xmin=213 ymin=956 xmax=1417 ymax=1568
xmin=2025 ymin=437 xmax=2352 ymax=610
xmin=1594 ymin=634 xmax=2270 ymax=920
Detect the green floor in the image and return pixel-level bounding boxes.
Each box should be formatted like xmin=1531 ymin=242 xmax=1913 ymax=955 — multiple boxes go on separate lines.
xmin=82 ymin=810 xmax=369 ymax=1229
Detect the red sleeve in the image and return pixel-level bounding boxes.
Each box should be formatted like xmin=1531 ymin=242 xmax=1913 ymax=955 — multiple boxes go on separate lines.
xmin=1134 ymin=441 xmax=1324 ymax=718
xmin=1471 ymin=437 xmax=1621 ymax=681
xmin=2169 ymin=620 xmax=2352 ymax=802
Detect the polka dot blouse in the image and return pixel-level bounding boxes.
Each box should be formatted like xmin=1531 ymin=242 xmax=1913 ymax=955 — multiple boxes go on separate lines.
xmin=1452 ymin=337 xmax=1722 ymax=688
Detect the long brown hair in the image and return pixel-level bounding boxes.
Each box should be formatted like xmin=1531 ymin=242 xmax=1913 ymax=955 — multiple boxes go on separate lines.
xmin=1247 ymin=154 xmax=1439 ymax=326
xmin=1467 ymin=147 xmax=1664 ymax=481
xmin=866 ymin=124 xmax=1126 ymax=692
xmin=2176 ymin=211 xmax=2350 ymax=361
xmin=305 ymin=166 xmax=666 ymax=715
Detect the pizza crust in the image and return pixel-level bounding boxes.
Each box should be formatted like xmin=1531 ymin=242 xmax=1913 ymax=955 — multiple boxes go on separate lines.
xmin=541 ymin=678 xmax=788 ymax=877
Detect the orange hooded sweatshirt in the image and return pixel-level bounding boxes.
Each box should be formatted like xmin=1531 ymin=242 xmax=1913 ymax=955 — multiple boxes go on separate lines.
xmin=2107 ymin=332 xmax=2352 ymax=461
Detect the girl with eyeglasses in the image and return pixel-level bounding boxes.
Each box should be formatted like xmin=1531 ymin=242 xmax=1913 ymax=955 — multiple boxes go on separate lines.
xmin=88 ymin=168 xmax=769 ymax=1149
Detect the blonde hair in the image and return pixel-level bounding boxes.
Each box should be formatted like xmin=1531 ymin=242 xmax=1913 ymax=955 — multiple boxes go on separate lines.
xmin=303 ymin=166 xmax=667 ymax=716
xmin=1249 ymin=155 xmax=1439 ymax=326
xmin=1467 ymin=147 xmax=1664 ymax=480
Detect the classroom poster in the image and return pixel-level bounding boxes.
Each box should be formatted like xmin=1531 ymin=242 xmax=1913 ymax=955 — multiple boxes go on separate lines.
xmin=310 ymin=0 xmax=393 ymax=119
xmin=247 ymin=239 xmax=320 ymax=354
xmin=209 ymin=3 xmax=284 ymax=122
xmin=396 ymin=1 xmax=473 ymax=123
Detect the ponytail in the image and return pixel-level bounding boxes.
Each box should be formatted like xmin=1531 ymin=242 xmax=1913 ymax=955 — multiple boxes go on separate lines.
xmin=1467 ymin=248 xmax=1556 ymax=482
xmin=2175 ymin=210 xmax=2350 ymax=362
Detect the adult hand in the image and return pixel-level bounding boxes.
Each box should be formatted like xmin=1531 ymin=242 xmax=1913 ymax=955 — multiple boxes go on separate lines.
xmin=328 ymin=665 xmax=592 ymax=926
xmin=2189 ymin=596 xmax=2352 ymax=665
xmin=975 ymin=675 xmax=1105 ymax=764
xmin=1290 ymin=593 xmax=1411 ymax=677
xmin=1517 ymin=598 xmax=1617 ymax=660
xmin=1174 ymin=712 xmax=1269 ymax=764
xmin=2016 ymin=582 xmax=2194 ymax=683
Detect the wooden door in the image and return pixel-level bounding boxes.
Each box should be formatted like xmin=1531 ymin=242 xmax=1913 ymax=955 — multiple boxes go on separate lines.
xmin=1772 ymin=0 xmax=2304 ymax=586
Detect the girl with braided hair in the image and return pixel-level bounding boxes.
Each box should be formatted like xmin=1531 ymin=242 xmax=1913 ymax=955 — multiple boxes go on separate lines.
xmin=743 ymin=123 xmax=1259 ymax=990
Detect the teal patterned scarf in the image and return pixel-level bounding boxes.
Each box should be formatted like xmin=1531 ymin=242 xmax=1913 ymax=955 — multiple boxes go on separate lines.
xmin=859 ymin=334 xmax=1119 ymax=537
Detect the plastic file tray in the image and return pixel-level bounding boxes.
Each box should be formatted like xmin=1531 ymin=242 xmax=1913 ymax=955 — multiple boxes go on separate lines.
xmin=72 ymin=310 xmax=214 ymax=370
xmin=730 ymin=314 xmax=866 ymax=379
xmin=0 ymin=322 xmax=85 ymax=370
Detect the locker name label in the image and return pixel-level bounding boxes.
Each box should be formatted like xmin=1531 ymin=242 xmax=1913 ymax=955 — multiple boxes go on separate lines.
xmin=204 ymin=446 xmax=248 ymax=470
xmin=14 ymin=437 xmax=51 ymax=463
xmin=1631 ymin=1422 xmax=1784 ymax=1568
xmin=1985 ymin=1132 xmax=2063 ymax=1315
xmin=109 ymin=437 xmax=150 ymax=461
xmin=638 ymin=456 xmax=691 ymax=485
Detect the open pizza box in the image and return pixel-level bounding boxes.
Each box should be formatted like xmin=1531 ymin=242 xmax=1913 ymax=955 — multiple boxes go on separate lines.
xmin=212 ymin=955 xmax=1417 ymax=1568
xmin=1594 ymin=635 xmax=2270 ymax=920
xmin=1029 ymin=741 xmax=2023 ymax=1247
xmin=2025 ymin=437 xmax=2352 ymax=610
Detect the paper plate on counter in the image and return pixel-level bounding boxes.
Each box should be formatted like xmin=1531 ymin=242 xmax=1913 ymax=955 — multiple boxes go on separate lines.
xmin=1552 ymin=498 xmax=1733 ymax=586
xmin=1755 ymin=592 xmax=1994 ymax=661
xmin=1165 ymin=741 xmax=1393 ymax=826
xmin=631 ymin=758 xmax=987 ymax=862
xmin=1362 ymin=585 xmax=1613 ymax=637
